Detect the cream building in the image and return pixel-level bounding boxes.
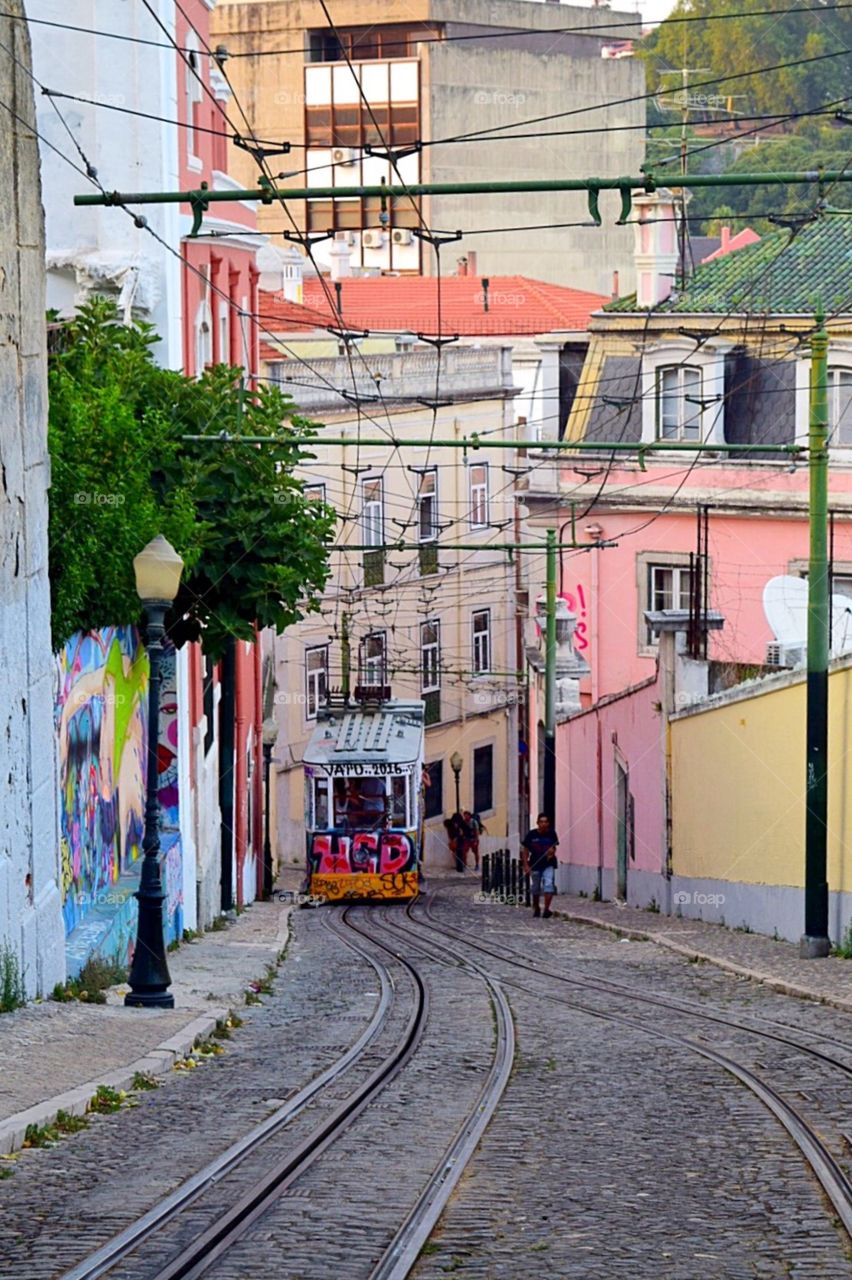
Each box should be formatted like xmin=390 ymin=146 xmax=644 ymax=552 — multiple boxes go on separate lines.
xmin=268 ymin=343 xmax=531 ymax=870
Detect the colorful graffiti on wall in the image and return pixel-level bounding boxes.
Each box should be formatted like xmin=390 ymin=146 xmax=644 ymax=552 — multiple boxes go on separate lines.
xmin=308 ymin=830 xmax=419 ymax=900
xmin=56 ymin=627 xmax=148 ymax=940
xmin=56 ymin=629 xmax=184 ymax=962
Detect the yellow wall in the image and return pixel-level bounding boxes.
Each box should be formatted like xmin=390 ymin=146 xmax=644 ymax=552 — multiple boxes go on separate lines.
xmin=671 ymin=665 xmax=852 ymax=891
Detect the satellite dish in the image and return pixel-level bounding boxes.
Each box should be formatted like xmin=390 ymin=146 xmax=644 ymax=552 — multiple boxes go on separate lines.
xmin=832 ymin=593 xmax=852 ymax=654
xmin=764 ymin=574 xmax=852 ymax=655
xmin=763 ymin=576 xmax=808 ymax=645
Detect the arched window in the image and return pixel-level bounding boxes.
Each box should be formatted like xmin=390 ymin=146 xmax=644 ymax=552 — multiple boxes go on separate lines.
xmin=656 ymin=365 xmax=702 ymax=440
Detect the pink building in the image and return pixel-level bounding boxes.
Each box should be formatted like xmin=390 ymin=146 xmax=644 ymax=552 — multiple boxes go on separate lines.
xmin=525 ymin=207 xmax=852 ymax=907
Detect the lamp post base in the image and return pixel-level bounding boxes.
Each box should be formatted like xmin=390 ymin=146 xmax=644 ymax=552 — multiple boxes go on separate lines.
xmin=125 ymin=989 xmax=175 ymax=1009
xmin=799 ymin=933 xmax=831 ymax=959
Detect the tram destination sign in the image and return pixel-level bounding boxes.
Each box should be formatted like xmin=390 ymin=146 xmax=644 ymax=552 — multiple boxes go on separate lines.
xmin=322 ymin=760 xmax=414 ymax=777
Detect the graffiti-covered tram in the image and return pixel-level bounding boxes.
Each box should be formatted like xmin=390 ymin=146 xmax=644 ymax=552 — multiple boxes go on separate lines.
xmin=303 ymin=696 xmax=425 ymax=901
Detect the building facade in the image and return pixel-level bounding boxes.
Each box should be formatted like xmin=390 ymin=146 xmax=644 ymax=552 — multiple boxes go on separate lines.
xmin=0 ymin=9 xmax=65 ymax=998
xmin=29 ymin=0 xmax=266 ymax=969
xmin=268 ymin=345 xmax=527 ymax=870
xmin=212 ymin=0 xmax=644 ymax=293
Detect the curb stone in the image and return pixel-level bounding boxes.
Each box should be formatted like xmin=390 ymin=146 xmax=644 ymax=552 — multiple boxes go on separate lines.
xmin=551 ymin=908 xmax=852 ymax=1017
xmin=0 ymin=1009 xmax=228 ymax=1156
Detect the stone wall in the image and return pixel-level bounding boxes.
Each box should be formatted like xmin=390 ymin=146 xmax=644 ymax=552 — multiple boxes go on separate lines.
xmin=0 ymin=5 xmax=65 ymax=997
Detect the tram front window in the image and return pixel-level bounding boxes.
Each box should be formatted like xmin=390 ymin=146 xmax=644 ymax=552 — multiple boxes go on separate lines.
xmin=332 ymin=775 xmax=389 ymax=830
xmin=391 ymin=776 xmax=408 ymax=827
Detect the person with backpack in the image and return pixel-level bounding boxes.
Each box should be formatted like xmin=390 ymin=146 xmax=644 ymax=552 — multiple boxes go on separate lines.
xmin=520 ymin=813 xmax=559 ymax=918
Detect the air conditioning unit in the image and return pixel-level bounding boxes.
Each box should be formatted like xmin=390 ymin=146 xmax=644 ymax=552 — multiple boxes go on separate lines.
xmin=361 ymin=228 xmax=386 ymax=249
xmin=331 ymin=147 xmax=356 ymax=165
xmin=391 ymin=228 xmax=413 ymax=246
xmin=766 ymin=641 xmax=806 ymax=668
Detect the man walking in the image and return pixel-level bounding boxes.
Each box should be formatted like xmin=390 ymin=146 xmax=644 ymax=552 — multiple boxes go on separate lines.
xmin=520 ymin=813 xmax=559 ymax=918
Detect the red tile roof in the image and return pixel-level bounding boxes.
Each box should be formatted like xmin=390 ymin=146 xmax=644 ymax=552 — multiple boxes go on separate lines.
xmin=258 ymin=275 xmax=607 ymax=340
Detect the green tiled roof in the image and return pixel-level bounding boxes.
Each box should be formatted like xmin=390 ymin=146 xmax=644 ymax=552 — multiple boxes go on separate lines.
xmin=604 ymin=216 xmax=852 ymax=316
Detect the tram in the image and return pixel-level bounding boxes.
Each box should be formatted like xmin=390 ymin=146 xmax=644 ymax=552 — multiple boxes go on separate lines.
xmin=303 ymin=695 xmax=426 ymax=901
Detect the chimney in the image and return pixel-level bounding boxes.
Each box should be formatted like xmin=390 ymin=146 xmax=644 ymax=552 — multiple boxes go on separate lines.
xmin=720 ymin=225 xmax=730 ymax=251
xmin=329 ymin=235 xmax=352 ymax=281
xmin=457 ymin=256 xmax=468 ymax=276
xmin=611 ymin=270 xmax=619 ymax=301
xmin=467 ymin=251 xmax=477 ymax=276
xmin=255 ymin=243 xmax=304 ymax=302
xmin=632 ymin=189 xmax=681 ymax=307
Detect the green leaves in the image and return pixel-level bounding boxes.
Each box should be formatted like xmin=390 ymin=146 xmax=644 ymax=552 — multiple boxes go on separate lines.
xmin=48 ymin=299 xmax=334 ymax=655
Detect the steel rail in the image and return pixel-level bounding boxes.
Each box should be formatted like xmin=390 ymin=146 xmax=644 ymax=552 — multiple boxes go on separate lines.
xmin=145 ymin=906 xmax=429 ymax=1280
xmin=418 ymin=888 xmax=852 ymax=1068
xmin=59 ymin=909 xmax=419 ymax=1280
xmin=409 ymin=889 xmax=852 ymax=1237
xmin=367 ymin=904 xmax=515 ymax=1280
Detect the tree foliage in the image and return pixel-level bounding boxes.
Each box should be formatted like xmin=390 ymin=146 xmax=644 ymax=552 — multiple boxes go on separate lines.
xmin=639 ymin=0 xmax=852 ymax=231
xmin=48 ymin=299 xmax=335 ymax=656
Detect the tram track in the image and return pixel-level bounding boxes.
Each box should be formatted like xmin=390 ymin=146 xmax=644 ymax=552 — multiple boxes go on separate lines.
xmin=61 ymin=908 xmax=426 ymax=1280
xmin=58 ymin=902 xmax=515 ymax=1280
xmin=407 ymin=885 xmax=852 ymax=1239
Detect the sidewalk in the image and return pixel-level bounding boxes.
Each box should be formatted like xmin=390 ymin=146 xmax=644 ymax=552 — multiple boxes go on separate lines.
xmin=0 ymin=898 xmax=290 ymax=1155
xmin=550 ymin=894 xmax=852 ymax=1013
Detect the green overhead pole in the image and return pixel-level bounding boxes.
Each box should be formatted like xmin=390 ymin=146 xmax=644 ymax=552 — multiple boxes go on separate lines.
xmin=543 ymin=528 xmax=558 ymax=825
xmin=802 ymin=314 xmax=831 ymax=959
xmin=340 ymin=612 xmax=351 ymax=700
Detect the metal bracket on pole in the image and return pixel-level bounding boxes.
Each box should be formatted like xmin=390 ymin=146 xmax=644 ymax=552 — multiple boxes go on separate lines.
xmin=365 ymin=141 xmax=423 ymax=164
xmin=281 ymin=229 xmax=335 ymax=249
xmin=411 ymin=228 xmax=464 ymax=247
xmin=188 ymin=183 xmax=210 ymax=238
xmin=233 ymin=135 xmax=292 ymax=165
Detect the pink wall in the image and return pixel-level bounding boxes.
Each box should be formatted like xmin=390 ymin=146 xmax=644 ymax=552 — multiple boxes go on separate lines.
xmin=556 ymin=675 xmax=665 ymax=880
xmin=557 ymin=462 xmax=852 ymax=702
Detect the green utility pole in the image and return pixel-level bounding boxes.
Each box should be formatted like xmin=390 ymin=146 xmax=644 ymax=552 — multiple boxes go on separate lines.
xmin=341 ymin=613 xmax=351 ymax=699
xmin=802 ymin=315 xmax=831 ymax=959
xmin=543 ymin=529 xmax=557 ymax=825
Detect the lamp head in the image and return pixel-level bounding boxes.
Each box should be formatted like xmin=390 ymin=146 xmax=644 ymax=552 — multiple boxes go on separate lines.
xmin=450 ymin=750 xmax=463 ymax=774
xmin=134 ymin=535 xmax=184 ymax=605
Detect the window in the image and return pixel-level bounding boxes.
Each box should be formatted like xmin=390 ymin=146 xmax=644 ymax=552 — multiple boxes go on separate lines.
xmin=194 ymin=302 xmax=212 ymax=377
xmin=185 ymin=32 xmax=203 ymax=163
xmin=202 ymin=653 xmax=216 ymax=755
xmin=423 ymin=760 xmax=443 ymax=819
xmin=656 ymin=366 xmax=702 ymax=440
xmin=305 ymin=647 xmax=328 ymax=719
xmin=829 ymin=368 xmax=852 ymax=444
xmin=646 ymin=563 xmax=693 ymax=645
xmin=473 ymin=744 xmax=494 ymax=814
xmin=304 ymin=482 xmax=327 ymax=504
xmin=417 ymin=469 xmax=439 ymax=575
xmin=417 ymin=469 xmax=438 ymax=542
xmin=472 ymin=609 xmax=491 ymax=675
xmin=469 ymin=463 xmax=489 ymax=528
xmin=421 ymin=619 xmax=440 ymax=724
xmin=360 ymin=632 xmax=386 ymax=686
xmin=362 ymin=477 xmax=384 ymax=586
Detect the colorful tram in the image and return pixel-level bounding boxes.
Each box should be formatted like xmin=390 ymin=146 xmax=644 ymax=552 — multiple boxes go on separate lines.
xmin=303 ymin=697 xmax=426 ymax=901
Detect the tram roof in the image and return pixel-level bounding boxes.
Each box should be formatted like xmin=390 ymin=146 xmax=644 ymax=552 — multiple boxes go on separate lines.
xmin=303 ymin=699 xmax=425 ymax=771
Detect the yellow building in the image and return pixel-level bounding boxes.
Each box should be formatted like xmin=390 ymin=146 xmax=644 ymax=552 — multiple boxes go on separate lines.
xmin=671 ymin=659 xmax=852 ymax=943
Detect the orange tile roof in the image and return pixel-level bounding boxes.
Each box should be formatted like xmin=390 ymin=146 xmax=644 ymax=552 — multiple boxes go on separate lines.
xmin=258 ymin=275 xmax=607 ymax=340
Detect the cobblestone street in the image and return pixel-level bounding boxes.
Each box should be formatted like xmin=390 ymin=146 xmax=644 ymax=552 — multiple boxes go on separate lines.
xmin=1 ymin=880 xmax=851 ymax=1279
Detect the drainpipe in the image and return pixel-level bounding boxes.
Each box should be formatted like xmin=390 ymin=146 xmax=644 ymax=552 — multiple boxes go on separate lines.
xmin=219 ymin=638 xmax=236 ymax=913
xmin=585 ymin=523 xmax=603 ymax=705
xmin=596 ymin=710 xmax=604 ymax=900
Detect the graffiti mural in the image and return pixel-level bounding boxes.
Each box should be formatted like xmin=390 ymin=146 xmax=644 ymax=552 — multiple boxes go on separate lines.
xmin=561 ymin=586 xmax=589 ymax=651
xmin=56 ymin=627 xmax=148 ymax=940
xmin=56 ymin=628 xmax=184 ymax=963
xmin=308 ymin=831 xmax=419 ymax=900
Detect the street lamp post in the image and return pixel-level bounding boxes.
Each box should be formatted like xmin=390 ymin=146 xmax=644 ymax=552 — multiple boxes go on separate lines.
xmin=262 ymin=716 xmax=277 ymax=901
xmin=125 ymin=535 xmax=184 ymax=1009
xmin=450 ymin=751 xmax=463 ymax=873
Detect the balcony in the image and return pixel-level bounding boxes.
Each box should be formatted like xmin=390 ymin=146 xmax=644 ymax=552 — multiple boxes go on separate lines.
xmin=363 ymin=548 xmax=385 ymax=588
